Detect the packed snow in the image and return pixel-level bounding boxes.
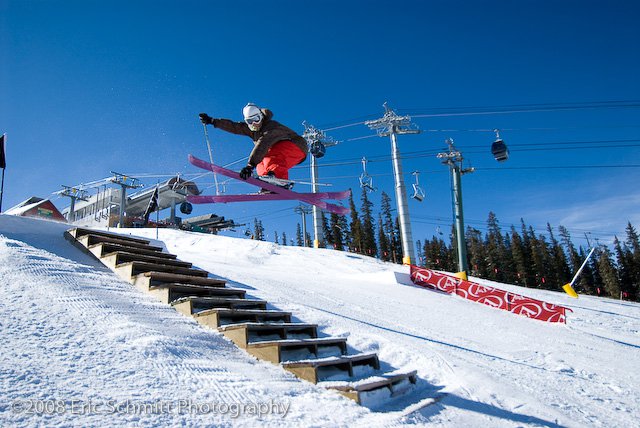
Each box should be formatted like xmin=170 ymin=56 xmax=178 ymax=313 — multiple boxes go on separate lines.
xmin=1 ymin=214 xmax=639 ymax=427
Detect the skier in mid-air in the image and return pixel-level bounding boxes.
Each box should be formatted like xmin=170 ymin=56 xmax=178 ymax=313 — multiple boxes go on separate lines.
xmin=199 ymin=103 xmax=307 ymax=183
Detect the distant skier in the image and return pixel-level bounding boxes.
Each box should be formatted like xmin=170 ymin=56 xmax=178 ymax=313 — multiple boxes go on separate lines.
xmin=199 ymin=103 xmax=307 ymax=181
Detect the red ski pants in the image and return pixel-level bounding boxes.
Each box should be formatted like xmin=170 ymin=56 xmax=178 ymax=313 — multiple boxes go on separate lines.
xmin=255 ymin=140 xmax=306 ymax=180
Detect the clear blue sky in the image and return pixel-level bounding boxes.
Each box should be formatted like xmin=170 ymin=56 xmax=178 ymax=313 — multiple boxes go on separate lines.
xmin=2 ymin=0 xmax=639 ymax=248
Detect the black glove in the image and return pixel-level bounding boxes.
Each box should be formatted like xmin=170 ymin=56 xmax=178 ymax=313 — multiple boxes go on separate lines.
xmin=199 ymin=113 xmax=214 ymax=125
xmin=239 ymin=165 xmax=254 ymax=180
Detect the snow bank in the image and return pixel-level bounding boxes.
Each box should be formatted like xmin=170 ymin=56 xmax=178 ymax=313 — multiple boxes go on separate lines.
xmin=1 ymin=215 xmax=639 ymax=427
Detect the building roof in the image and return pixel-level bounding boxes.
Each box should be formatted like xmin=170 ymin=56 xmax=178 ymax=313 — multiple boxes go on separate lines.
xmin=5 ymin=197 xmax=67 ymax=222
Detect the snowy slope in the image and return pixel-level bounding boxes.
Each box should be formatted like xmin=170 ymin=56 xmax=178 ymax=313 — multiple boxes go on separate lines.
xmin=1 ymin=215 xmax=639 ymax=427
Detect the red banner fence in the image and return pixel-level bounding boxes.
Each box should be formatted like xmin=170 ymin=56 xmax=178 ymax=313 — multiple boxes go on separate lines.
xmin=409 ymin=265 xmax=571 ymax=323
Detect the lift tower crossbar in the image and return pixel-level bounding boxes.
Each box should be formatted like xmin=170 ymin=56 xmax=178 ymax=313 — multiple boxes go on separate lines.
xmin=59 ymin=185 xmax=89 ymax=223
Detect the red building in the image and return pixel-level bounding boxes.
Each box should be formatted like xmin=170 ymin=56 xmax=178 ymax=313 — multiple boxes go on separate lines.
xmin=5 ymin=197 xmax=67 ymax=222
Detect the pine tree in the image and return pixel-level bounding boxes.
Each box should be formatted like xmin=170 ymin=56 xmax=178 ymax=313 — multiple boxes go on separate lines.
xmin=449 ymin=224 xmax=459 ymax=272
xmin=440 ymin=237 xmax=456 ymax=272
xmin=422 ymin=232 xmax=456 ymax=272
xmin=517 ymin=220 xmax=536 ymax=287
xmin=589 ymin=246 xmax=604 ymax=296
xmin=546 ymin=223 xmax=570 ymax=289
xmin=329 ymin=213 xmax=345 ymax=251
xmin=348 ymin=192 xmax=363 ymax=253
xmin=598 ymin=246 xmax=621 ymax=298
xmin=528 ymin=226 xmax=549 ymax=288
xmin=558 ymin=226 xmax=580 ymax=268
xmin=295 ymin=224 xmax=303 ymax=246
xmin=558 ymin=225 xmax=583 ymax=290
xmin=319 ymin=212 xmax=330 ymax=249
xmin=380 ymin=192 xmax=402 ymax=263
xmin=510 ymin=225 xmax=532 ymax=287
xmin=485 ymin=212 xmax=508 ymax=281
xmin=253 ymin=218 xmax=264 ymax=241
xmin=338 ymin=213 xmax=350 ymax=251
xmin=613 ymin=236 xmax=633 ymax=298
xmin=378 ymin=214 xmax=391 ymax=261
xmin=423 ymin=237 xmax=445 ymax=270
xmin=503 ymin=233 xmax=516 ymax=284
xmin=422 ymin=239 xmax=434 ymax=268
xmin=360 ymin=187 xmax=377 ymax=257
xmin=624 ymin=222 xmax=640 ymax=300
xmin=393 ymin=218 xmax=403 ymax=264
xmin=625 ymin=222 xmax=640 ymax=254
xmin=466 ymin=227 xmax=489 ymax=278
xmin=379 ymin=192 xmax=396 ymax=262
xmin=576 ymin=246 xmax=596 ymax=294
xmin=274 ymin=231 xmax=279 ymax=245
xmin=281 ymin=232 xmax=288 ymax=246
xmin=415 ymin=240 xmax=424 ymax=266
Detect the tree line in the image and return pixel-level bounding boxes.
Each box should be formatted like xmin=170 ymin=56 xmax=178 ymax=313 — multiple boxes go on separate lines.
xmin=257 ymin=188 xmax=640 ymax=301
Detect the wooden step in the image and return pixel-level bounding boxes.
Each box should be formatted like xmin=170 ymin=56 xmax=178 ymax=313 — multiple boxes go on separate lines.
xmin=323 ymin=370 xmax=418 ymax=405
xmin=101 ymin=251 xmax=192 ymax=269
xmin=77 ymin=234 xmax=163 ymax=252
xmin=246 ymin=337 xmax=348 ymax=364
xmin=87 ymin=242 xmax=178 ymax=260
xmin=193 ymin=308 xmax=292 ymax=329
xmin=217 ymin=322 xmax=318 ymax=348
xmin=67 ymin=227 xmax=151 ymax=245
xmin=282 ymin=353 xmax=380 ymax=384
xmin=132 ymin=272 xmax=226 ymax=289
xmin=172 ymin=296 xmax=267 ymax=316
xmin=114 ymin=261 xmax=208 ymax=281
xmin=148 ymin=283 xmax=245 ymax=304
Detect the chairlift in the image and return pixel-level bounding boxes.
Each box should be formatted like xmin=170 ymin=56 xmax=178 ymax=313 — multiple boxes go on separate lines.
xmin=491 ymin=129 xmax=509 ymax=162
xmin=309 ymin=141 xmax=326 ymax=158
xmin=411 ymin=171 xmax=425 ymax=202
xmin=179 ymin=201 xmax=193 ymax=215
xmin=359 ymin=157 xmax=376 ymax=192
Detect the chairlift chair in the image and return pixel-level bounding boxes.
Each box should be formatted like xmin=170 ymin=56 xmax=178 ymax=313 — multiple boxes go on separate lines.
xmin=180 ymin=201 xmax=193 ymax=215
xmin=359 ymin=157 xmax=376 ymax=192
xmin=491 ymin=129 xmax=509 ymax=162
xmin=309 ymin=141 xmax=326 ymax=158
xmin=411 ymin=171 xmax=425 ymax=202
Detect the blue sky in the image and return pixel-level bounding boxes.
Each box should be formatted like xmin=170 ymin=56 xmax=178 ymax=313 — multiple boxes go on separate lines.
xmin=2 ymin=0 xmax=639 ymax=249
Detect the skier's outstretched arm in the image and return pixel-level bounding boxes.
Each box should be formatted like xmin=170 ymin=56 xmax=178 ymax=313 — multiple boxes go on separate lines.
xmin=199 ymin=113 xmax=251 ymax=136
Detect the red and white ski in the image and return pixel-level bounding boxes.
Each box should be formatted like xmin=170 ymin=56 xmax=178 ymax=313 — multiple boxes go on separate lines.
xmin=187 ymin=154 xmax=351 ymax=215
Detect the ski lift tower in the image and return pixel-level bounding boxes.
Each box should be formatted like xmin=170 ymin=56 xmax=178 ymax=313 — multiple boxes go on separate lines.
xmin=302 ymin=122 xmax=339 ymax=248
xmin=365 ymin=102 xmax=420 ymax=265
xmin=110 ymin=172 xmax=142 ymax=228
xmin=59 ymin=185 xmax=89 ymax=222
xmin=437 ymin=138 xmax=474 ymax=279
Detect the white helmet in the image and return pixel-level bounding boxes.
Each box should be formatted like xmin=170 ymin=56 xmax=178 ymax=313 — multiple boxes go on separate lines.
xmin=243 ymin=103 xmax=264 ymax=131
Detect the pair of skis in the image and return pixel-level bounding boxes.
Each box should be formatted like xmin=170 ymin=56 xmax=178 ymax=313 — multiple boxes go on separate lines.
xmin=187 ymin=155 xmax=350 ymax=215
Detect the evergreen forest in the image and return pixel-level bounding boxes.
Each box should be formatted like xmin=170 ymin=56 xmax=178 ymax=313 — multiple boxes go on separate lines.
xmin=257 ymin=189 xmax=640 ymax=301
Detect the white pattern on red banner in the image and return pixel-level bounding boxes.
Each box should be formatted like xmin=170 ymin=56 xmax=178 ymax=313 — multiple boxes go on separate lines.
xmin=409 ymin=265 xmax=571 ymax=323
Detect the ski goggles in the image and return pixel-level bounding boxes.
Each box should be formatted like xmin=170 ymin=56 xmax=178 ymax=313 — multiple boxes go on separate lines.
xmin=245 ymin=114 xmax=262 ymax=125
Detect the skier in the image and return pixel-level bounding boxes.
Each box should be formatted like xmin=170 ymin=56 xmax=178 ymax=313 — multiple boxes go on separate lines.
xmin=199 ymin=103 xmax=307 ymax=183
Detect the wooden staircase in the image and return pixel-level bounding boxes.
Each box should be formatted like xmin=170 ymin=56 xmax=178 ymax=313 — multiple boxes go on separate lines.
xmin=66 ymin=227 xmax=418 ymax=406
